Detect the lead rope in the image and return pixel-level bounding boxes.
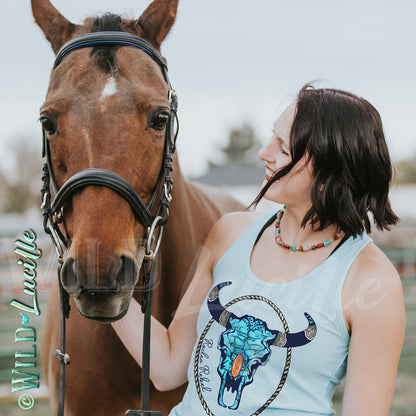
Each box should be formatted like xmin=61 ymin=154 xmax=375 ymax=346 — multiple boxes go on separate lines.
xmin=126 ymin=218 xmax=164 ymax=416
xmin=54 ymin=265 xmax=71 ymax=416
xmin=140 ymin=257 xmax=159 ymax=414
xmin=41 ymin=158 xmax=71 ymax=416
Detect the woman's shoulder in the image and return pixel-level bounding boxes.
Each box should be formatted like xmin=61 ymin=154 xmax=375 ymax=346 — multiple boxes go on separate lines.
xmin=208 ymin=210 xmax=263 ymax=244
xmin=204 ymin=210 xmax=264 ymax=269
xmin=343 ymin=240 xmax=404 ymax=329
xmin=217 ymin=209 xmax=263 ymax=227
xmin=353 ymin=241 xmax=402 ymax=287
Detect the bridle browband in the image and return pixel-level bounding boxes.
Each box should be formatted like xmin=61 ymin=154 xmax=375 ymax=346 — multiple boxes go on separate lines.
xmin=40 ymin=31 xmax=178 ymax=416
xmin=53 ymin=31 xmax=169 ymax=76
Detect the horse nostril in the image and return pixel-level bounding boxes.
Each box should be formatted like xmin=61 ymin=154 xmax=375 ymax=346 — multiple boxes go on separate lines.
xmin=61 ymin=255 xmax=137 ymax=294
xmin=61 ymin=257 xmax=78 ymax=291
xmin=117 ymin=255 xmax=138 ymax=291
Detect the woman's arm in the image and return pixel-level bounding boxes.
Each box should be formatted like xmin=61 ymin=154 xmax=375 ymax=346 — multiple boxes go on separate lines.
xmin=111 ymin=211 xmax=255 ymax=391
xmin=111 ymin=230 xmax=215 ymax=391
xmin=341 ymin=243 xmax=406 ymax=416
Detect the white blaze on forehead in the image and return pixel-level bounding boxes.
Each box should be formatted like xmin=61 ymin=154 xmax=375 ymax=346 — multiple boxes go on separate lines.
xmin=100 ymin=77 xmax=118 ymax=101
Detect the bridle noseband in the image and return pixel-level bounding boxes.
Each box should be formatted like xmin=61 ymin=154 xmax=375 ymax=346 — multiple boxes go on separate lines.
xmin=41 ymin=31 xmax=178 ymax=262
xmin=40 ymin=31 xmax=179 ymax=416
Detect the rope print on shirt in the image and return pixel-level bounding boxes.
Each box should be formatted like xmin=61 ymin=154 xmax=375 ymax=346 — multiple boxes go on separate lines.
xmin=193 ymin=282 xmax=317 ymax=415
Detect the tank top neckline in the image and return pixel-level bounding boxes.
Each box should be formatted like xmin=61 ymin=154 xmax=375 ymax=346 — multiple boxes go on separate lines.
xmin=244 ymin=211 xmax=353 ymax=288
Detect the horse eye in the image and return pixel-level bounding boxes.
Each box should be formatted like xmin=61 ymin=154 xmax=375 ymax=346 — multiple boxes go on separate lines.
xmin=40 ymin=115 xmax=57 ymax=135
xmin=148 ymin=110 xmax=169 ymax=131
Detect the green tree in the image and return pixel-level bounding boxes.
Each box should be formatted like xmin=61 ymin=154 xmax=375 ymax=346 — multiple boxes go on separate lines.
xmin=220 ymin=123 xmax=262 ymax=165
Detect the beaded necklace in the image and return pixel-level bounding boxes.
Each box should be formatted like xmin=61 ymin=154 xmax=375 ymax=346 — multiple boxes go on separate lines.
xmin=274 ymin=206 xmax=343 ymax=252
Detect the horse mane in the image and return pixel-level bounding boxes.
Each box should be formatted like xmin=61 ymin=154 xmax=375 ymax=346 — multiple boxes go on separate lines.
xmin=90 ymin=13 xmax=123 ymax=74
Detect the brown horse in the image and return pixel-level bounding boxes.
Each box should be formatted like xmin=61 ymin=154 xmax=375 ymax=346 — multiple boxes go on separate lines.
xmin=32 ymin=0 xmax=243 ymax=414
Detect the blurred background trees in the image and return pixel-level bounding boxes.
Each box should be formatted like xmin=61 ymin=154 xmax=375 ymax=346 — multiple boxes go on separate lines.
xmin=0 ymin=135 xmax=41 ymax=213
xmin=395 ymin=155 xmax=416 ymax=184
xmin=219 ymin=123 xmax=262 ymax=165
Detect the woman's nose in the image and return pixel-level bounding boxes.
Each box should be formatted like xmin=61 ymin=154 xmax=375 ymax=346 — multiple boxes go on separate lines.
xmin=258 ymin=141 xmax=273 ymax=162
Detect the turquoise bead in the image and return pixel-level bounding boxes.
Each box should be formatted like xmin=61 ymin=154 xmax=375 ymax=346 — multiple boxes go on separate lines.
xmin=323 ymin=239 xmax=331 ymax=247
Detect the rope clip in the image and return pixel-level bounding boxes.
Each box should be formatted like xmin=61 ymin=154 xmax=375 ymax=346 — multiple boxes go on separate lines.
xmin=40 ymin=192 xmax=48 ymax=210
xmin=164 ymin=183 xmax=172 ymax=202
xmin=53 ymin=349 xmax=71 ymax=365
xmin=144 ymin=216 xmax=163 ymax=261
xmin=168 ymin=89 xmax=176 ymax=104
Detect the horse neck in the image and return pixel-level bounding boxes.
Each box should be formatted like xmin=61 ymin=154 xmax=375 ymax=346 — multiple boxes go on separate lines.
xmin=153 ymin=155 xmax=217 ymax=325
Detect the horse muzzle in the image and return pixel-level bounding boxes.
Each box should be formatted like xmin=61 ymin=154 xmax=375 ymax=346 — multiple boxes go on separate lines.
xmin=60 ymin=252 xmax=141 ymax=321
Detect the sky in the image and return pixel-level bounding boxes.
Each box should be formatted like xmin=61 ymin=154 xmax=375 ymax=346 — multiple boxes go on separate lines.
xmin=1 ymin=0 xmax=415 ymax=178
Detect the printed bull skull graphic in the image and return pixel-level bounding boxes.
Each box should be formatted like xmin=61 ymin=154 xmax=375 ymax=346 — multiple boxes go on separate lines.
xmin=207 ymin=282 xmax=317 ymax=410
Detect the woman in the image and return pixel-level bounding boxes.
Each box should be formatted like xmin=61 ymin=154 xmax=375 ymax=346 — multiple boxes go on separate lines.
xmin=112 ymin=85 xmax=405 ymax=415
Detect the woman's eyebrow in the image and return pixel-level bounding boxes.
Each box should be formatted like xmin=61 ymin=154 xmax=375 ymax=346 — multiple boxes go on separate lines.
xmin=276 ymin=134 xmax=289 ymax=147
xmin=272 ymin=122 xmax=290 ymax=147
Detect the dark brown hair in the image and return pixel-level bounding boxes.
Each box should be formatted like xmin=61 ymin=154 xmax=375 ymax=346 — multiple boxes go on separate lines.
xmin=252 ymin=84 xmax=399 ymax=237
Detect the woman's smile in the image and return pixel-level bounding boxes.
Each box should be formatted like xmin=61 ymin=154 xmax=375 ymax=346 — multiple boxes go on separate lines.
xmin=265 ymin=164 xmax=276 ymax=181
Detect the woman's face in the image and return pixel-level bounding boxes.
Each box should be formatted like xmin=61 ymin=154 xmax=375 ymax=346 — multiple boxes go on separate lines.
xmin=258 ymin=104 xmax=314 ymax=208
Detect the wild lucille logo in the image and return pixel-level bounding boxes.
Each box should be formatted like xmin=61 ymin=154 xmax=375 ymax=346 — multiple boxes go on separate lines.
xmin=10 ymin=229 xmax=42 ymax=410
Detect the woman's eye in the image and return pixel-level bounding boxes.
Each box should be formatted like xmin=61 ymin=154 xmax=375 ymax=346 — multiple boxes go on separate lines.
xmin=148 ymin=110 xmax=170 ymax=131
xmin=279 ymin=145 xmax=289 ymax=156
xmin=40 ymin=115 xmax=57 ymax=135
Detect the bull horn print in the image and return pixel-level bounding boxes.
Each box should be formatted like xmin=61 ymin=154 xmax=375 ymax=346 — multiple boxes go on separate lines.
xmin=271 ymin=312 xmax=317 ymax=348
xmin=207 ymin=282 xmax=317 ymax=348
xmin=207 ymin=281 xmax=235 ymax=327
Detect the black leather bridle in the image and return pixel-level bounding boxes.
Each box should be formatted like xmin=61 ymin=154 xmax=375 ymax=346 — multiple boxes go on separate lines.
xmin=40 ymin=31 xmax=178 ymax=416
xmin=41 ymin=31 xmax=178 ymax=260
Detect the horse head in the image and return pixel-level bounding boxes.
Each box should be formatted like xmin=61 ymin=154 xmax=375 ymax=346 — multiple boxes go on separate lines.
xmin=32 ymin=0 xmax=179 ymax=322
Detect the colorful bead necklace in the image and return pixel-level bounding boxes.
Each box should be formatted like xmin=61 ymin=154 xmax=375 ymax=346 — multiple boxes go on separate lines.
xmin=274 ymin=206 xmax=343 ymax=252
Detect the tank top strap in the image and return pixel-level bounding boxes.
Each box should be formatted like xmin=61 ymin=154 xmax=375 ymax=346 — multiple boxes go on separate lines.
xmin=213 ymin=207 xmax=280 ymax=278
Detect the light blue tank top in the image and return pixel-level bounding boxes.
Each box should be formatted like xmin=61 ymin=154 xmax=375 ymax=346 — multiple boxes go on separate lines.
xmin=169 ymin=209 xmax=372 ymax=416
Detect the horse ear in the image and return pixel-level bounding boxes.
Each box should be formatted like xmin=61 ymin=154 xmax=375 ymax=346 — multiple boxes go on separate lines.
xmin=134 ymin=0 xmax=178 ymax=49
xmin=31 ymin=0 xmax=77 ymax=53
